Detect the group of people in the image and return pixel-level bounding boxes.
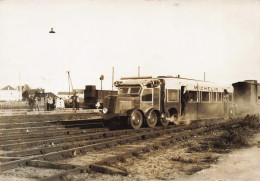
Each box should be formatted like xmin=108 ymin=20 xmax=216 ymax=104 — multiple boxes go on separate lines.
xmin=28 ymin=94 xmax=65 ymax=111
xmin=47 ymin=96 xmax=65 ymax=111
xmin=71 ymin=94 xmax=80 ymax=110
xmin=28 ymin=96 xmax=40 ymax=111
xmin=46 ymin=96 xmax=54 ymax=111
xmin=56 ymin=97 xmax=65 ymax=110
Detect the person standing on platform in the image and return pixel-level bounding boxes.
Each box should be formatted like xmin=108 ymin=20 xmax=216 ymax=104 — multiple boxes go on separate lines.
xmin=34 ymin=97 xmax=39 ymax=111
xmin=60 ymin=98 xmax=65 ymax=111
xmin=56 ymin=97 xmax=61 ymax=110
xmin=47 ymin=96 xmax=52 ymax=111
xmin=49 ymin=97 xmax=54 ymax=111
xmin=29 ymin=96 xmax=34 ymax=111
xmin=52 ymin=97 xmax=55 ymax=111
xmin=76 ymin=94 xmax=80 ymax=110
xmin=72 ymin=95 xmax=75 ymax=110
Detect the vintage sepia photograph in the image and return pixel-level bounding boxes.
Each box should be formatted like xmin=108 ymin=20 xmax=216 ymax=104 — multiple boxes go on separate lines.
xmin=0 ymin=0 xmax=260 ymax=180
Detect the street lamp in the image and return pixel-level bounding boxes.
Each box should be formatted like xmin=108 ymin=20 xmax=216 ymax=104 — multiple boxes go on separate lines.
xmin=49 ymin=28 xmax=55 ymax=34
xmin=100 ymin=75 xmax=104 ymax=90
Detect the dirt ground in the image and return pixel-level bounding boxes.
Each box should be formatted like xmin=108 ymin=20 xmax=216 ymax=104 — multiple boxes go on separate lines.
xmin=1 ymin=124 xmax=260 ymax=181
xmin=71 ymin=132 xmax=260 ymax=181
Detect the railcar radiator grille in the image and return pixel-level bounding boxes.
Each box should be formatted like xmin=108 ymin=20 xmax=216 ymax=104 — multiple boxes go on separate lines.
xmin=103 ymin=97 xmax=110 ymax=108
xmin=119 ymin=101 xmax=133 ymax=110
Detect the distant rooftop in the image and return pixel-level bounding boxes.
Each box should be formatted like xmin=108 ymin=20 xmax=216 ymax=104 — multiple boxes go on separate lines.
xmin=1 ymin=85 xmax=15 ymax=90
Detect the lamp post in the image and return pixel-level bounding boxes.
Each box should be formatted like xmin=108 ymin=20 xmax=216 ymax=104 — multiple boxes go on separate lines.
xmin=112 ymin=67 xmax=114 ymax=91
xmin=100 ymin=75 xmax=104 ymax=90
xmin=49 ymin=28 xmax=55 ymax=34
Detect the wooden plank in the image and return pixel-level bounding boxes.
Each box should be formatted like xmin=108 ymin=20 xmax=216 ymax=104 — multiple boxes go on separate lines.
xmin=27 ymin=160 xmax=77 ymax=170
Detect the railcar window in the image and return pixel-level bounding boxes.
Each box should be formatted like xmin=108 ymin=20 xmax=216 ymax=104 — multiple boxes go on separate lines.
xmin=189 ymin=91 xmax=198 ymax=102
xmin=118 ymin=87 xmax=129 ymax=94
xmin=217 ymin=92 xmax=222 ymax=102
xmin=168 ymin=89 xmax=178 ymax=102
xmin=202 ymin=92 xmax=210 ymax=102
xmin=142 ymin=89 xmax=153 ymax=102
xmin=130 ymin=87 xmax=140 ymax=94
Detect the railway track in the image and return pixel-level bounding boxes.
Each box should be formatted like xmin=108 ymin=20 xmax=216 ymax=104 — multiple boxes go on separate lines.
xmin=0 ymin=114 xmax=250 ymax=180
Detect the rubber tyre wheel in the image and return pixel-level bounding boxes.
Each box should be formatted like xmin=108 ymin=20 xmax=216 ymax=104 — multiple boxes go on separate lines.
xmin=159 ymin=117 xmax=169 ymax=127
xmin=166 ymin=112 xmax=178 ymax=125
xmin=128 ymin=110 xmax=143 ymax=129
xmin=229 ymin=108 xmax=235 ymax=119
xmin=146 ymin=111 xmax=158 ymax=128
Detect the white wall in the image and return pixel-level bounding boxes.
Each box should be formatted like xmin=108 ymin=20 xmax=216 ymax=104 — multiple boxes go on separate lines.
xmin=0 ymin=90 xmax=22 ymax=101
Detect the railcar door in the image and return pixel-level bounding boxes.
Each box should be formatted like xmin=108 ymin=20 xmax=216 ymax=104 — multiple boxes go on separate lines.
xmin=140 ymin=88 xmax=153 ymax=111
xmin=140 ymin=87 xmax=160 ymax=111
xmin=185 ymin=90 xmax=199 ymax=120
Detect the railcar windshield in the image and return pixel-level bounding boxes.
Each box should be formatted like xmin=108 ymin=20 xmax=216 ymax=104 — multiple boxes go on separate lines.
xmin=118 ymin=86 xmax=141 ymax=95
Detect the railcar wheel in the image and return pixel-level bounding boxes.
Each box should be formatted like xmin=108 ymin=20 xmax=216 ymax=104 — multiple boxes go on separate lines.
xmin=166 ymin=112 xmax=178 ymax=125
xmin=128 ymin=110 xmax=143 ymax=129
xmin=146 ymin=111 xmax=158 ymax=128
xmin=159 ymin=116 xmax=169 ymax=127
xmin=229 ymin=108 xmax=235 ymax=119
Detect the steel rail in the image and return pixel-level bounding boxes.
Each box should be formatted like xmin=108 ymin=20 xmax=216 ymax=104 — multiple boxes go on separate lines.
xmin=2 ymin=132 xmax=137 ymax=157
xmin=0 ymin=113 xmax=99 ymax=123
xmin=39 ymin=120 xmax=237 ymax=181
xmin=0 ymin=127 xmax=109 ymax=145
xmin=0 ymin=120 xmax=221 ymax=172
xmin=0 ymin=124 xmax=177 ymax=151
xmin=0 ymin=119 xmax=104 ymax=133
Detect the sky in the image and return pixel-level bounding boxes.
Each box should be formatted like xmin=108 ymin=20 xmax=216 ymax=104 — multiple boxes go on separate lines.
xmin=0 ymin=0 xmax=260 ymax=94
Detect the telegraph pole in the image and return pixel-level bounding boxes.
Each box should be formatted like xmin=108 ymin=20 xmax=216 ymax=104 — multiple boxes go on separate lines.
xmin=112 ymin=67 xmax=114 ymax=91
xmin=19 ymin=73 xmax=21 ymax=100
xmin=138 ymin=66 xmax=140 ymax=77
xmin=67 ymin=71 xmax=73 ymax=95
xmin=100 ymin=75 xmax=104 ymax=90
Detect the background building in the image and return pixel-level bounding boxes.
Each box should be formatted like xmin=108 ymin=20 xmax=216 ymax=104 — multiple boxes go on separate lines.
xmin=0 ymin=85 xmax=22 ymax=101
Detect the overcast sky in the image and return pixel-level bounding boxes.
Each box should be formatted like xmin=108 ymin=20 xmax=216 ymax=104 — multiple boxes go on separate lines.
xmin=0 ymin=0 xmax=260 ymax=93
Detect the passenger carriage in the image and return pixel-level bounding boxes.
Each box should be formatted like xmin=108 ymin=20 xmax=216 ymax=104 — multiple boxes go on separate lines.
xmin=100 ymin=76 xmax=234 ymax=129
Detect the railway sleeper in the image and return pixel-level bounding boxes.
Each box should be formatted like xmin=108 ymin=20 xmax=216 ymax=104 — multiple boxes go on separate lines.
xmin=38 ymin=119 xmax=238 ymax=180
xmin=90 ymin=164 xmax=128 ymax=176
xmin=39 ymin=167 xmax=90 ymax=181
xmin=0 ymin=118 xmax=235 ymax=172
xmin=26 ymin=160 xmax=78 ymax=170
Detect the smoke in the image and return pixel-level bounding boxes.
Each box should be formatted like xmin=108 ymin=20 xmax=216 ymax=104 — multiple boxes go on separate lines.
xmin=234 ymin=97 xmax=259 ymax=116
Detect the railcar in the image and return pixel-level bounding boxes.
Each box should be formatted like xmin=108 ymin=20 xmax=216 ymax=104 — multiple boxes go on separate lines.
xmin=84 ymin=85 xmax=117 ymax=109
xmin=232 ymin=80 xmax=260 ymax=116
xmin=100 ymin=76 xmax=234 ymax=129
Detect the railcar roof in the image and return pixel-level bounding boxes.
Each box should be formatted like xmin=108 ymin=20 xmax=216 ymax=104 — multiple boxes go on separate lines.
xmin=119 ymin=76 xmax=233 ymax=92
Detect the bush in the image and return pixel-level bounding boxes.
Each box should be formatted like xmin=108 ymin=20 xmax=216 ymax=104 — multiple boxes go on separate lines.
xmin=213 ymin=116 xmax=259 ymax=149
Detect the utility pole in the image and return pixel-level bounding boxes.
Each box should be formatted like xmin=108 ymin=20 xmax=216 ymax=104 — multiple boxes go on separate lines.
xmin=204 ymin=72 xmax=206 ymax=81
xmin=19 ymin=73 xmax=21 ymax=100
xmin=138 ymin=66 xmax=140 ymax=77
xmin=112 ymin=67 xmax=114 ymax=91
xmin=67 ymin=71 xmax=73 ymax=95
xmin=100 ymin=75 xmax=104 ymax=90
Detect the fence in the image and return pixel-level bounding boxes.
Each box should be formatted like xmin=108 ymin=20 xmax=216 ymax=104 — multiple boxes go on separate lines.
xmin=0 ymin=101 xmax=29 ymax=109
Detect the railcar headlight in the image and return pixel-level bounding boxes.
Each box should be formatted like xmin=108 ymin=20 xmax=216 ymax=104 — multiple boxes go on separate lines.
xmin=102 ymin=108 xmax=108 ymax=114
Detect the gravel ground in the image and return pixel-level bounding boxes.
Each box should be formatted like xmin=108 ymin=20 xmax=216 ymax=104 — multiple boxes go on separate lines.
xmin=69 ymin=132 xmax=260 ymax=181
xmin=1 ymin=121 xmax=259 ymax=181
